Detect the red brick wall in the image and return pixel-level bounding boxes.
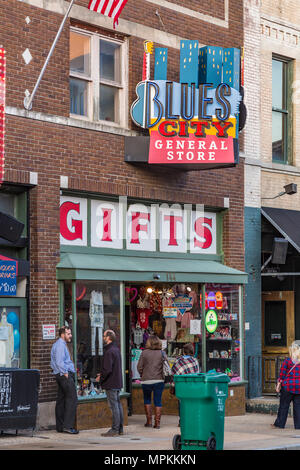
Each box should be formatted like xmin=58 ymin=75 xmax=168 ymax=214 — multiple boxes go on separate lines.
xmin=0 ymin=0 xmax=244 ymax=402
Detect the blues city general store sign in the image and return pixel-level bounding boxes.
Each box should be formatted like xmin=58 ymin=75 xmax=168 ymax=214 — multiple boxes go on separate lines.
xmin=126 ymin=40 xmax=244 ymax=170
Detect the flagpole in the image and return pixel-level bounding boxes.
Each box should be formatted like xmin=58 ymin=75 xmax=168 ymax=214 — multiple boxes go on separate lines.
xmin=24 ymin=0 xmax=76 ymax=110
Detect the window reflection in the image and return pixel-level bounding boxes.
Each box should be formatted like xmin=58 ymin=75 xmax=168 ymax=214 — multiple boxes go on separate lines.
xmin=70 ymin=78 xmax=88 ymax=116
xmin=64 ymin=281 xmax=121 ymax=399
xmin=100 ymin=40 xmax=120 ymax=82
xmin=272 ymin=58 xmax=288 ymax=163
xmin=70 ymin=32 xmax=91 ymax=76
xmin=99 ymin=84 xmax=117 ymax=122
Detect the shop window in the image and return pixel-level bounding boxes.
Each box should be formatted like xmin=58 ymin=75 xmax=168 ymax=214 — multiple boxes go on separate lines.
xmin=272 ymin=57 xmax=293 ymax=164
xmin=204 ymin=284 xmax=241 ymax=380
xmin=69 ymin=29 xmax=125 ymax=126
xmin=63 ymin=281 xmax=121 ymax=400
xmin=0 ymin=300 xmax=27 ymax=369
xmin=0 ymin=193 xmax=15 ymax=217
xmin=0 ymin=307 xmax=20 ymax=367
xmin=129 ymin=282 xmax=242 ymax=384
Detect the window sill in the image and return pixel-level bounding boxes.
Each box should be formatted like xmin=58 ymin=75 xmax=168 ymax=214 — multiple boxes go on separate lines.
xmin=6 ymin=106 xmax=139 ymax=138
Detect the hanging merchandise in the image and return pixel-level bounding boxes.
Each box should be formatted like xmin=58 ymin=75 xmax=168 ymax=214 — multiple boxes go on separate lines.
xmin=149 ymin=291 xmax=162 ymax=313
xmin=172 ymin=284 xmax=194 ymax=330
xmin=89 ymin=291 xmax=104 ymax=356
xmin=164 ymin=317 xmax=177 ymax=341
xmin=131 ymin=348 xmax=143 ymax=380
xmin=137 ymin=308 xmax=151 ymax=329
xmin=172 ymin=289 xmax=193 ymax=318
xmin=132 ymin=325 xmax=144 ymax=347
xmin=162 ymin=288 xmax=177 ymax=318
xmin=136 ymin=287 xmax=150 ymax=309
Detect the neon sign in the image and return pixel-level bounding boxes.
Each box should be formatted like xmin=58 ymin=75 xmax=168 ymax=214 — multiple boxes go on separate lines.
xmin=127 ymin=41 xmax=244 ymax=169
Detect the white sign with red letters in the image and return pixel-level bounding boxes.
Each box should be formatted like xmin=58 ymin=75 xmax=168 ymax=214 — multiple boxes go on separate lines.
xmin=60 ymin=196 xmax=217 ymax=254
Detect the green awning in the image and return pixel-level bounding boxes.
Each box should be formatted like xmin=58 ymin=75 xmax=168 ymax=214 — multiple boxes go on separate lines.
xmin=57 ymin=252 xmax=247 ymax=284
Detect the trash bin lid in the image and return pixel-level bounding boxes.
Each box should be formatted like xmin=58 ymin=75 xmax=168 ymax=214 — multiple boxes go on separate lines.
xmin=174 ymin=372 xmax=230 ymax=383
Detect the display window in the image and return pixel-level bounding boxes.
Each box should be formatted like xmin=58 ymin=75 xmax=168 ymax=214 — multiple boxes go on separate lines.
xmin=128 ymin=282 xmax=242 ymax=383
xmin=63 ymin=280 xmax=121 ymax=400
xmin=62 ymin=279 xmax=243 ymax=401
xmin=205 ymin=283 xmax=241 ymax=381
xmin=0 ymin=299 xmax=27 ymax=369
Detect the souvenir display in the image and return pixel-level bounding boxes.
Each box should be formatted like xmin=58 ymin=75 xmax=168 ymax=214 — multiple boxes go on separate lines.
xmin=129 ymin=282 xmax=241 ymax=382
xmin=67 ymin=280 xmax=121 ymax=399
xmin=63 ymin=279 xmax=241 ymax=400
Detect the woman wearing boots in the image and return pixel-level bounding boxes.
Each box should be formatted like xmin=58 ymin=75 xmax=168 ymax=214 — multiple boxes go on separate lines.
xmin=137 ymin=335 xmax=165 ymax=429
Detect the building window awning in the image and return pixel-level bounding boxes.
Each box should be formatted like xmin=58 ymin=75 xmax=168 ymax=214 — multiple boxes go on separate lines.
xmin=56 ymin=252 xmax=247 ymax=284
xmin=262 ymin=206 xmax=300 ymax=254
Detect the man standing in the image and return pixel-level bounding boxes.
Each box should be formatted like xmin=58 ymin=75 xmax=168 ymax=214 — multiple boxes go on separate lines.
xmin=97 ymin=329 xmax=123 ymax=436
xmin=50 ymin=326 xmax=79 ymax=434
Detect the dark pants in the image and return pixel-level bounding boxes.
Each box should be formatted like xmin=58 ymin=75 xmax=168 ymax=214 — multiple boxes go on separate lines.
xmin=106 ymin=389 xmax=124 ymax=432
xmin=274 ymin=388 xmax=300 ymax=429
xmin=142 ymin=382 xmax=165 ymax=407
xmin=55 ymin=373 xmax=77 ymax=431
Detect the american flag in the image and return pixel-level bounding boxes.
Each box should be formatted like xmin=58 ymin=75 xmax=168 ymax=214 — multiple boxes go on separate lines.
xmin=88 ymin=0 xmax=129 ymax=28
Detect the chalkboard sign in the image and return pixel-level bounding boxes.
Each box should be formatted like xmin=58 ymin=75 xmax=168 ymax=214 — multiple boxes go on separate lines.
xmin=0 ymin=368 xmax=40 ymax=431
xmin=0 ymin=260 xmax=17 ymax=296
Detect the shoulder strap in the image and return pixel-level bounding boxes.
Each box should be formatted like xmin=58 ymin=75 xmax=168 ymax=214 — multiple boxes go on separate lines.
xmin=287 ymin=363 xmax=298 ymax=376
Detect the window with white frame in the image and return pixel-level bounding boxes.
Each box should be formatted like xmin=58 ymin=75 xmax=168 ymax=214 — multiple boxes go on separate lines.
xmin=69 ymin=29 xmax=126 ymax=126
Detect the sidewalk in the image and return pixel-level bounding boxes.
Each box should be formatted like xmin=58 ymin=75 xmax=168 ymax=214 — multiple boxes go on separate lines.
xmin=1 ymin=413 xmax=300 ymax=450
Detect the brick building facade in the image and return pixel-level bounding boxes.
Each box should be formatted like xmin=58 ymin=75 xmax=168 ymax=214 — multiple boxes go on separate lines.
xmin=0 ymin=0 xmax=247 ymax=428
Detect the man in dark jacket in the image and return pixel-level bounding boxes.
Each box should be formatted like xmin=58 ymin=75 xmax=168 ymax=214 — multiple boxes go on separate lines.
xmin=97 ymin=329 xmax=123 ymax=436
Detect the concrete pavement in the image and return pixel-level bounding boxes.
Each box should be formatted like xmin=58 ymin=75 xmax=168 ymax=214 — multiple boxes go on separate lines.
xmin=0 ymin=413 xmax=300 ymax=451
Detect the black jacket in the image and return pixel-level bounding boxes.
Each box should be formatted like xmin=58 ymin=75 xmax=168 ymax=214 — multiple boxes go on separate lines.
xmin=100 ymin=342 xmax=123 ymax=390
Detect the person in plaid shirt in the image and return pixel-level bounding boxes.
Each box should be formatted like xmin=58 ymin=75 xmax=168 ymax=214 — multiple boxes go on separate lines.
xmin=171 ymin=343 xmax=200 ymax=426
xmin=273 ymin=341 xmax=300 ymax=429
xmin=171 ymin=344 xmax=200 ymax=375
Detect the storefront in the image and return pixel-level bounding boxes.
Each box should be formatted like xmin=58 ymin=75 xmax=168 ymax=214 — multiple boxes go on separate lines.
xmin=0 ymin=185 xmax=30 ymax=371
xmin=57 ymin=193 xmax=247 ymax=429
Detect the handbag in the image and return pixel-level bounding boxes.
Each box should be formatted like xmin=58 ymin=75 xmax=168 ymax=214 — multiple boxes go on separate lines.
xmin=276 ymin=363 xmax=297 ymax=393
xmin=162 ymin=351 xmax=173 ymax=383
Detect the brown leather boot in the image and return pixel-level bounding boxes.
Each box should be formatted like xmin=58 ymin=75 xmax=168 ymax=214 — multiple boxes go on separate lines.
xmin=144 ymin=404 xmax=152 ymax=427
xmin=153 ymin=407 xmax=162 ymax=429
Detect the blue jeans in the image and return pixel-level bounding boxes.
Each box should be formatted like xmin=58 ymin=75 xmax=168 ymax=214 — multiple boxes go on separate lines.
xmin=106 ymin=389 xmax=124 ymax=432
xmin=142 ymin=382 xmax=165 ymax=407
xmin=274 ymin=388 xmax=300 ymax=429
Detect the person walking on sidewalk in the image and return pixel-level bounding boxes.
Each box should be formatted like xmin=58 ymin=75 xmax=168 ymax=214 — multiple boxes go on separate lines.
xmin=273 ymin=341 xmax=300 ymax=429
xmin=50 ymin=326 xmax=79 ymax=434
xmin=137 ymin=335 xmax=165 ymax=429
xmin=171 ymin=343 xmax=200 ymax=426
xmin=96 ymin=330 xmax=124 ymax=437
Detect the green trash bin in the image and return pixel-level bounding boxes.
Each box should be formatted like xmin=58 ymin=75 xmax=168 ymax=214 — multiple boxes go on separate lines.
xmin=172 ymin=371 xmax=230 ymax=450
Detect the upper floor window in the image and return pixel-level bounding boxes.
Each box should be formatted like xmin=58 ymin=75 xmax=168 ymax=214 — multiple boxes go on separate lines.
xmin=70 ymin=29 xmax=126 ymax=126
xmin=272 ymin=57 xmax=293 ymax=164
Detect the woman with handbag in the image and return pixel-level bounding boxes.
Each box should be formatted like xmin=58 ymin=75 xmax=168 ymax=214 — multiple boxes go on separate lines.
xmin=137 ymin=335 xmax=166 ymax=429
xmin=273 ymin=341 xmax=300 ymax=429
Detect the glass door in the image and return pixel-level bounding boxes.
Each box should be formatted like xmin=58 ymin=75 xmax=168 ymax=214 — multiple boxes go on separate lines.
xmin=0 ymin=298 xmax=27 ymax=369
